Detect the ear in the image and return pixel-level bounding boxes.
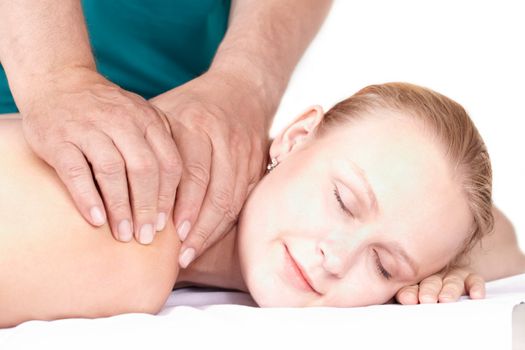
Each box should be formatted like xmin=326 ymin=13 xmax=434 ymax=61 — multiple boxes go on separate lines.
xmin=269 ymin=105 xmax=325 ymax=162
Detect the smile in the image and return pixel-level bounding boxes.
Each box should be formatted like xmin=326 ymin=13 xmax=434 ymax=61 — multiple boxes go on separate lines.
xmin=283 ymin=243 xmax=321 ymax=295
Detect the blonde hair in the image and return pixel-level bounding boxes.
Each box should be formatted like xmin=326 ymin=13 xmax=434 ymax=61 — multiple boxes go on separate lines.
xmin=317 ymin=82 xmax=493 ymax=267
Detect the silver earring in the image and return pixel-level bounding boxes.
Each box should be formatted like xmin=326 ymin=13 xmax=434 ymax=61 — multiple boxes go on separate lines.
xmin=266 ymin=157 xmax=279 ymax=173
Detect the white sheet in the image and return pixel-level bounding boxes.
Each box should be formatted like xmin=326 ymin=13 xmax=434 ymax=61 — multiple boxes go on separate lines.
xmin=1 ymin=273 xmax=524 ymax=350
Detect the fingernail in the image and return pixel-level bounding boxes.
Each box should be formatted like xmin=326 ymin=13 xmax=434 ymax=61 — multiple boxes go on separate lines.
xmin=118 ymin=219 xmax=133 ymax=242
xmin=179 ymin=248 xmax=195 ymax=268
xmin=156 ymin=212 xmax=166 ymax=232
xmin=439 ymin=294 xmax=453 ymax=302
xmin=90 ymin=206 xmax=106 ymax=226
xmin=471 ymin=290 xmax=483 ymax=299
xmin=139 ymin=224 xmax=154 ymax=244
xmin=177 ymin=220 xmax=191 ymax=241
xmin=420 ymin=295 xmax=436 ymax=304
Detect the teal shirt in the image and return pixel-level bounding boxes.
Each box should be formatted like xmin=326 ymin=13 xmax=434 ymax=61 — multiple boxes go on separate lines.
xmin=0 ymin=0 xmax=230 ymax=113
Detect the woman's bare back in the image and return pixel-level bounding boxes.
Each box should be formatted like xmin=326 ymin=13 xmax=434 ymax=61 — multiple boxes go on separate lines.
xmin=0 ymin=116 xmax=179 ymax=327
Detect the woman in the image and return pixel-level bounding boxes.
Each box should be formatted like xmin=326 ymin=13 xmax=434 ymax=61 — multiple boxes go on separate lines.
xmin=0 ymin=82 xmax=523 ymax=327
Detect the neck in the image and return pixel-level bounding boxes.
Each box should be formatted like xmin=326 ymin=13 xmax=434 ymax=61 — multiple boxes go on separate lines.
xmin=175 ymin=225 xmax=248 ymax=292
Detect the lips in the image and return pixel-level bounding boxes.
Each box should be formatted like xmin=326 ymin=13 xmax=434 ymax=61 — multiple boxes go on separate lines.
xmin=283 ymin=244 xmax=321 ymax=295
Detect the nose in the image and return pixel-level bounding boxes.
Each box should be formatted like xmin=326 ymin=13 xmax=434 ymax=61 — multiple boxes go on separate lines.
xmin=318 ymin=238 xmax=355 ymax=278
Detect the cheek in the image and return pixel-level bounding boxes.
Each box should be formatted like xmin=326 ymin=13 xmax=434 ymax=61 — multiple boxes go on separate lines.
xmin=236 ymin=179 xmax=282 ymax=296
xmin=323 ymin=254 xmax=399 ymax=307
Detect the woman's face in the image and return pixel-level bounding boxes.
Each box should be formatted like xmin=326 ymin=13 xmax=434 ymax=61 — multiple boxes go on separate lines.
xmin=237 ymin=108 xmax=473 ymax=307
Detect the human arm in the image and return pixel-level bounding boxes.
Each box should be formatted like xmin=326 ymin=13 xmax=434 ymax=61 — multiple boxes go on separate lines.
xmin=150 ymin=0 xmax=333 ymax=268
xmin=395 ymin=206 xmax=525 ymax=304
xmin=461 ymin=206 xmax=525 ymax=280
xmin=0 ymin=118 xmax=179 ymax=328
xmin=0 ymin=0 xmax=180 ymax=244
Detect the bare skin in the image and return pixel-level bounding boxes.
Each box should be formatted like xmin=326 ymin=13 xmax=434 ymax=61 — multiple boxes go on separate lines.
xmin=0 ymin=118 xmax=180 ymax=327
xmin=0 ymin=115 xmax=523 ymax=327
xmin=395 ymin=207 xmax=525 ymax=304
xmin=0 ymin=0 xmax=333 ymax=270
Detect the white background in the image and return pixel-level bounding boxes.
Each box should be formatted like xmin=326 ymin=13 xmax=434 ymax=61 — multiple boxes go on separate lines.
xmin=271 ymin=0 xmax=525 ymax=250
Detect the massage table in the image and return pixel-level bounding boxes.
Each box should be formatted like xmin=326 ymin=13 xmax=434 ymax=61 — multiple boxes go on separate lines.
xmin=1 ymin=273 xmax=523 ymax=349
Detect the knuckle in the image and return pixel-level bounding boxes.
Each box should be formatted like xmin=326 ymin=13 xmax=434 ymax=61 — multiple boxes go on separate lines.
xmin=157 ymin=192 xmax=174 ymax=207
xmin=142 ymin=115 xmax=165 ymax=134
xmin=106 ymin=199 xmax=130 ymax=214
xmin=95 ymin=157 xmax=125 ymax=177
xmin=180 ymin=108 xmax=211 ymax=131
xmin=189 ymin=226 xmax=212 ymax=250
xmin=224 ymin=202 xmax=241 ymax=222
xmin=62 ymin=162 xmax=90 ymax=180
xmin=128 ymin=156 xmax=158 ymax=176
xmin=426 ymin=274 xmax=443 ymax=283
xmin=421 ymin=275 xmax=441 ymax=287
xmin=101 ymin=102 xmax=128 ymax=117
xmin=210 ymin=187 xmax=233 ymax=213
xmin=99 ymin=104 xmax=123 ymax=120
xmin=443 ymin=282 xmax=463 ymax=292
xmin=443 ymin=275 xmax=463 ymax=286
xmin=418 ymin=283 xmax=435 ymax=293
xmin=181 ymin=106 xmax=205 ymax=119
xmin=133 ymin=203 xmax=157 ymax=215
xmin=160 ymin=156 xmax=181 ymax=178
xmin=185 ymin=162 xmax=210 ymax=189
xmin=420 ymin=282 xmax=440 ymax=293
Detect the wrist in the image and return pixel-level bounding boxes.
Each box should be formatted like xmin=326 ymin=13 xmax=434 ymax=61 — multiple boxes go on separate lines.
xmin=208 ymin=56 xmax=286 ymax=128
xmin=13 ymin=65 xmax=103 ymax=115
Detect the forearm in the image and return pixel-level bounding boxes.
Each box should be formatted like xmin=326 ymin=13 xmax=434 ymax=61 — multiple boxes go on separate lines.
xmin=463 ymin=206 xmax=525 ymax=281
xmin=210 ymin=0 xmax=333 ymax=129
xmin=0 ymin=118 xmax=179 ymax=327
xmin=0 ymin=0 xmax=95 ymax=111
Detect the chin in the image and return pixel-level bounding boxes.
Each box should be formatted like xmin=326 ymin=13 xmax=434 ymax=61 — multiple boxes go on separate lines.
xmin=250 ymin=290 xmax=301 ymax=308
xmin=243 ymin=271 xmax=307 ymax=308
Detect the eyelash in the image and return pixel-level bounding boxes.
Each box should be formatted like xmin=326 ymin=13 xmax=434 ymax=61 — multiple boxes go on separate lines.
xmin=333 ymin=185 xmax=390 ymax=280
xmin=333 ymin=185 xmax=353 ymax=217
xmin=373 ymin=249 xmax=392 ymax=280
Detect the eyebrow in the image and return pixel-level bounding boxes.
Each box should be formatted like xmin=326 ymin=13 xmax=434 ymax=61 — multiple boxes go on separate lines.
xmin=386 ymin=241 xmax=419 ymax=279
xmin=342 ymin=162 xmax=419 ymax=279
xmin=344 ymin=161 xmax=379 ymax=215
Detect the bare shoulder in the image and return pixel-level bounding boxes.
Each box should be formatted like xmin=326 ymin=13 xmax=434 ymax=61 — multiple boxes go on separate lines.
xmin=0 ymin=117 xmax=180 ymax=326
xmin=0 ymin=115 xmax=43 ymax=164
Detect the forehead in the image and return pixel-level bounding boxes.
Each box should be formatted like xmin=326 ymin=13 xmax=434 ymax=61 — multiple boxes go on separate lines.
xmin=311 ymin=113 xmax=471 ymax=271
xmin=317 ymin=112 xmax=444 ymax=184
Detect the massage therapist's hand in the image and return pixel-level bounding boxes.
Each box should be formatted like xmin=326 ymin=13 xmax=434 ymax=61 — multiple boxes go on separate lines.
xmin=395 ymin=267 xmax=486 ymax=304
xmin=150 ymin=70 xmax=269 ymax=268
xmin=21 ymin=67 xmax=181 ymax=244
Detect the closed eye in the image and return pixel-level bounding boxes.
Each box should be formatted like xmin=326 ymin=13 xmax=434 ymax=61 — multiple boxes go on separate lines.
xmin=373 ymin=249 xmax=392 ymax=280
xmin=333 ymin=184 xmax=354 ymax=218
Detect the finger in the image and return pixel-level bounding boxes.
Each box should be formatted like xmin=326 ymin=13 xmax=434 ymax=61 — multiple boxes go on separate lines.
xmin=189 ymin=137 xmax=251 ymax=261
xmin=171 ymin=128 xmax=212 ymax=241
xmin=110 ymin=128 xmax=159 ymax=245
xmin=143 ymin=116 xmax=182 ymax=232
xmin=178 ymin=134 xmax=236 ymax=268
xmin=79 ymin=132 xmax=133 ymax=243
xmin=464 ymin=273 xmax=486 ymax=299
xmin=51 ymin=142 xmax=107 ymax=227
xmin=438 ymin=271 xmax=467 ymax=303
xmin=395 ymin=285 xmax=420 ymax=305
xmin=418 ymin=274 xmax=443 ymax=303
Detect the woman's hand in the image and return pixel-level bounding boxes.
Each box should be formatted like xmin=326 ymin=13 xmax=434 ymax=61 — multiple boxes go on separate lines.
xmin=21 ymin=67 xmax=181 ymax=245
xmin=150 ymin=70 xmax=270 ymax=268
xmin=395 ymin=267 xmax=486 ymax=304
